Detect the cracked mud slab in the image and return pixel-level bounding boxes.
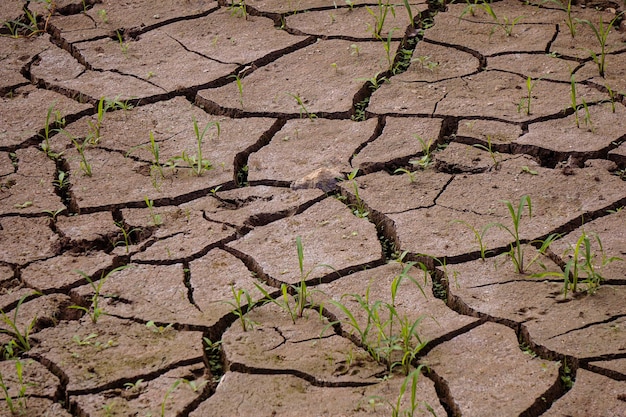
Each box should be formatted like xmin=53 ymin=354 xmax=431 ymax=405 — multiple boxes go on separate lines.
xmin=423 ymin=322 xmax=560 ymax=416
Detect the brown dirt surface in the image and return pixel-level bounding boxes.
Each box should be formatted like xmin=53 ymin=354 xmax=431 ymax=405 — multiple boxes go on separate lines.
xmin=1 ymin=0 xmax=625 ymax=416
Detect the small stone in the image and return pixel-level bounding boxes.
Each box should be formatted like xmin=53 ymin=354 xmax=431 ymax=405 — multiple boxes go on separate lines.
xmin=291 ymin=167 xmax=343 ymax=193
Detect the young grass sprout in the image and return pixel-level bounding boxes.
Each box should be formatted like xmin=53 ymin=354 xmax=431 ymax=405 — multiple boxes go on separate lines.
xmin=167 ymin=117 xmax=220 ymax=176
xmin=576 ymin=13 xmax=623 ymax=77
xmin=1 ymin=295 xmax=37 ymax=358
xmin=70 ymin=266 xmax=131 ymax=323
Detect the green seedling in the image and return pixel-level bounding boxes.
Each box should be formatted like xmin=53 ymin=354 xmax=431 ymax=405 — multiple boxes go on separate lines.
xmin=86 ymin=97 xmax=107 ymax=143
xmin=287 ymin=92 xmax=317 ymax=121
xmin=346 ymin=168 xmax=369 ymax=218
xmin=203 ymin=337 xmax=223 ymax=379
xmin=393 ymin=167 xmax=417 ymax=183
xmin=480 ymin=0 xmax=524 ymax=37
xmin=105 ymin=95 xmax=134 ymax=111
xmin=473 ymin=135 xmax=501 ymax=169
xmin=115 ymin=30 xmax=129 ymax=55
xmin=563 ymin=0 xmax=577 ymax=37
xmin=518 ymin=76 xmax=539 ymax=115
xmin=182 ymin=378 xmax=208 ymax=393
xmin=53 ymin=170 xmax=69 ymax=191
xmin=97 ymin=9 xmax=109 ymax=23
xmin=403 ymin=0 xmax=415 ymax=28
xmin=345 ymin=0 xmax=356 ymax=10
xmin=14 ymin=201 xmax=33 ymax=209
xmin=576 ymin=13 xmax=622 ymax=77
xmin=411 ymin=55 xmax=439 ymax=72
xmin=228 ymin=0 xmax=248 ymax=19
xmin=70 ymin=265 xmax=131 ymax=323
xmin=350 ymin=43 xmax=361 ymax=56
xmin=520 ymin=166 xmax=538 ymax=175
xmin=453 ymin=220 xmax=491 ymax=260
xmin=356 ymin=72 xmax=388 ymax=91
xmin=161 ymin=379 xmax=182 ymax=417
xmin=382 ymin=28 xmax=398 ymax=70
xmin=459 ymin=0 xmax=479 ymax=20
xmin=223 ymin=286 xmax=258 ymax=331
xmin=146 ymin=320 xmax=173 ymax=334
xmin=368 ymin=367 xmax=434 ymax=417
xmin=127 ymin=131 xmax=165 ymax=189
xmin=570 ymin=73 xmax=579 ymax=127
xmin=144 ymin=197 xmax=163 ymax=226
xmin=167 ymin=117 xmax=219 ymax=176
xmin=581 ymin=99 xmax=593 ymax=132
xmin=256 ymin=236 xmax=332 ymax=324
xmin=114 ymin=221 xmax=141 ymax=253
xmin=43 ymin=207 xmax=66 ymax=221
xmin=605 ymin=84 xmax=617 ymax=112
xmin=40 ymin=103 xmax=65 ymax=158
xmin=0 ymin=295 xmax=37 ymax=358
xmin=487 ymin=195 xmax=532 ymax=273
xmin=0 ymin=359 xmax=33 ymax=414
xmin=409 ymin=135 xmax=434 ymax=169
xmin=533 ymin=231 xmax=621 ymax=298
xmin=71 ymin=137 xmax=92 ymax=176
xmin=228 ymin=73 xmax=245 ymax=109
xmin=366 ymin=1 xmax=396 ymax=40
xmin=124 ymin=379 xmax=144 ymax=392
xmin=72 ymin=333 xmax=98 ymax=346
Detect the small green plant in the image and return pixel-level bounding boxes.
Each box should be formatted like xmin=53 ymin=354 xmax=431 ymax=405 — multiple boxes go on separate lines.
xmin=605 ymin=84 xmax=617 ymax=113
xmin=581 ymin=99 xmax=593 ymax=132
xmin=223 ymin=286 xmax=258 ymax=332
xmin=453 ymin=220 xmax=491 ymax=260
xmin=167 ymin=117 xmax=219 ymax=176
xmin=144 ymin=197 xmax=163 ymax=226
xmin=228 ymin=0 xmax=248 ymax=19
xmin=411 ymin=55 xmax=439 ymax=72
xmin=403 ymin=0 xmax=415 ymax=28
xmin=256 ymin=236 xmax=332 ymax=324
xmin=161 ymin=379 xmax=182 ymax=417
xmin=367 ymin=367 xmax=434 ymax=417
xmin=576 ymin=13 xmax=623 ymax=77
xmin=40 ymin=103 xmax=65 ymax=158
xmin=114 ymin=221 xmax=141 ymax=253
xmin=115 ymin=30 xmax=129 ymax=55
xmin=71 ymin=137 xmax=92 ymax=176
xmin=228 ymin=73 xmax=245 ymax=109
xmin=382 ymin=28 xmax=398 ymax=70
xmin=124 ymin=379 xmax=144 ymax=392
xmin=366 ymin=0 xmax=396 ymax=39
xmin=203 ymin=337 xmax=223 ymax=379
xmin=0 ymin=359 xmax=33 ymax=414
xmin=518 ymin=76 xmax=539 ymax=115
xmin=563 ymin=0 xmax=577 ymax=37
xmin=72 ymin=333 xmax=98 ymax=346
xmin=473 ymin=135 xmax=501 ymax=169
xmin=350 ymin=43 xmax=361 ymax=56
xmin=326 ymin=261 xmax=429 ymax=375
xmin=346 ymin=168 xmax=369 ymax=218
xmin=520 ymin=166 xmax=538 ymax=175
xmin=97 ymin=9 xmax=109 ymax=23
xmin=43 ymin=207 xmax=66 ymax=221
xmin=488 ymin=195 xmax=532 ymax=274
xmin=409 ymin=135 xmax=434 ymax=169
xmin=356 ymin=72 xmax=388 ymax=91
xmin=287 ymin=92 xmax=317 ymax=121
xmin=86 ymin=97 xmax=107 ymax=143
xmin=393 ymin=167 xmax=417 ymax=183
xmin=480 ymin=0 xmax=524 ymax=37
xmin=345 ymin=0 xmax=356 ymax=10
xmin=146 ymin=320 xmax=173 ymax=334
xmin=533 ymin=230 xmax=622 ymax=298
xmin=52 ymin=170 xmax=70 ymax=191
xmin=0 ymin=295 xmax=37 ymax=358
xmin=70 ymin=265 xmax=131 ymax=323
xmin=570 ymin=73 xmax=580 ymax=128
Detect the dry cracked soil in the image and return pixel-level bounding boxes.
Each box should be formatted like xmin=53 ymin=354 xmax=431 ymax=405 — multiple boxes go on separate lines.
xmin=1 ymin=0 xmax=626 ymax=416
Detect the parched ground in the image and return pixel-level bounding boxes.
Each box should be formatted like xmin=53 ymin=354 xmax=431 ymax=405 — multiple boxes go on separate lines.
xmin=1 ymin=0 xmax=626 ymax=416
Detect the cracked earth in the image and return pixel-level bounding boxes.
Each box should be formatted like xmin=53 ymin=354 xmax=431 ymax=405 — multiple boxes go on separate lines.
xmin=1 ymin=0 xmax=626 ymax=416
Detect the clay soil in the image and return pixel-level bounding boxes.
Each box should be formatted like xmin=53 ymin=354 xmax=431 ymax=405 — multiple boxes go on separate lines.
xmin=1 ymin=0 xmax=626 ymax=416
